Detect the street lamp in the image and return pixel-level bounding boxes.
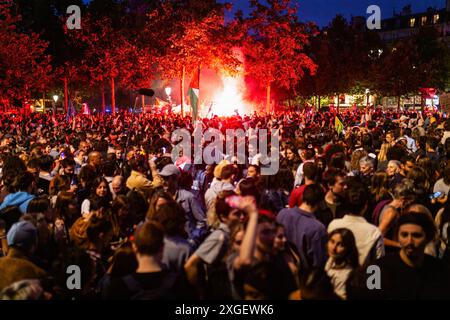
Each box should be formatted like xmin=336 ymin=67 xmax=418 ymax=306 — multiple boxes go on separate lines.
xmin=165 ymin=87 xmax=172 ymax=114
xmin=365 ymin=89 xmax=370 ymax=107
xmin=52 ymin=95 xmax=59 ymax=114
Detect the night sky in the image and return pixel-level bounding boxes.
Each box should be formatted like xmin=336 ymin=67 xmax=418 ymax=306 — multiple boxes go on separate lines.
xmin=222 ymin=0 xmax=446 ymax=27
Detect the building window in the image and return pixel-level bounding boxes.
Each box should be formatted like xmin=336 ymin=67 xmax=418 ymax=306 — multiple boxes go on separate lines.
xmin=421 ymin=16 xmax=427 ymax=25
xmin=410 ymin=18 xmax=415 ymax=27
xmin=434 ymin=14 xmax=440 ymax=24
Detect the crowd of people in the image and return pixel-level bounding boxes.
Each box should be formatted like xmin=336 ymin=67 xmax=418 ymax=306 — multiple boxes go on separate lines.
xmin=0 ymin=107 xmax=450 ymax=300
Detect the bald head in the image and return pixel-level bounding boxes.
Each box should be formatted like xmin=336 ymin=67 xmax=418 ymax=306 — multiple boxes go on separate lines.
xmin=88 ymin=151 xmax=102 ymax=168
xmin=112 ymin=175 xmax=125 ymax=195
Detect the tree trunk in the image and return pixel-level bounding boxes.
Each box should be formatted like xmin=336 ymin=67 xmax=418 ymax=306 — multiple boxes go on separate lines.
xmin=111 ymin=76 xmax=116 ymax=114
xmin=180 ymin=66 xmax=185 ymax=116
xmin=266 ymin=83 xmax=271 ymax=114
xmin=64 ymin=76 xmax=69 ymax=114
xmin=397 ymin=95 xmax=401 ymax=111
xmin=101 ymin=82 xmax=106 ymax=114
xmin=318 ymin=95 xmax=321 ymax=110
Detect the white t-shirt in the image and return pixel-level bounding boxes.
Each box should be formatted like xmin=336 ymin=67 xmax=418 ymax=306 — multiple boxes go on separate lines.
xmin=328 ymin=215 xmax=385 ymax=266
xmin=81 ymin=199 xmax=90 ymax=217
xmin=325 ymin=259 xmax=353 ymax=300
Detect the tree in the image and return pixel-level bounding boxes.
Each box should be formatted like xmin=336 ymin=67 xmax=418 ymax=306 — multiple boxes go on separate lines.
xmin=375 ymin=40 xmax=419 ymax=110
xmin=65 ymin=12 xmax=154 ymax=114
xmin=297 ymin=31 xmax=334 ymax=110
xmin=0 ymin=2 xmax=52 ymax=109
xmin=242 ymin=0 xmax=317 ymax=113
xmin=413 ymin=26 xmax=450 ymax=92
xmin=145 ymin=0 xmax=243 ymax=115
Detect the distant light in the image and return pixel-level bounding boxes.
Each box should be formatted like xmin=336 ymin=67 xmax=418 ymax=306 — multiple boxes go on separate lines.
xmin=53 ymin=95 xmax=59 ymax=103
xmin=165 ymin=87 xmax=172 ymax=96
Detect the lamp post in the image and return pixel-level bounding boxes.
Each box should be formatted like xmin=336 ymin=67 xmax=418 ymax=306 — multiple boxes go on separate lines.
xmin=165 ymin=87 xmax=172 ymax=114
xmin=52 ymin=95 xmax=59 ymax=114
xmin=365 ymin=89 xmax=370 ymax=108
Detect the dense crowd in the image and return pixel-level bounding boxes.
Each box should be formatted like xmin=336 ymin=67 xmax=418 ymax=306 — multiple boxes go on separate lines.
xmin=0 ymin=108 xmax=450 ymax=300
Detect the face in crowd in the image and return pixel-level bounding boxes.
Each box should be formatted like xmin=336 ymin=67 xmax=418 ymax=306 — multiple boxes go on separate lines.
xmin=96 ymin=181 xmax=109 ymax=197
xmin=327 ymin=233 xmax=347 ymax=261
xmin=359 ymin=162 xmax=373 ymax=176
xmin=329 ymin=175 xmax=346 ymax=197
xmin=386 ymin=162 xmax=400 ymax=177
xmin=385 ymin=132 xmax=395 ymax=145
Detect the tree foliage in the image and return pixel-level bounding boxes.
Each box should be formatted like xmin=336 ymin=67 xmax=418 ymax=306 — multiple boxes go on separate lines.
xmin=0 ymin=3 xmax=52 ymax=102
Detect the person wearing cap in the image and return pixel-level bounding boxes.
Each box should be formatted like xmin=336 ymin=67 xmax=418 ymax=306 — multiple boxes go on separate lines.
xmin=204 ymin=164 xmax=236 ymax=210
xmin=159 ymin=164 xmax=206 ymax=249
xmin=349 ymin=212 xmax=450 ymax=299
xmin=0 ymin=221 xmax=47 ymax=291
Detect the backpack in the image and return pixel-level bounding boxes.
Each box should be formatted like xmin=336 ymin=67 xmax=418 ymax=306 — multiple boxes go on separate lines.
xmin=201 ymin=226 xmax=232 ymax=299
xmin=122 ymin=272 xmax=178 ymax=300
xmin=372 ymin=199 xmax=392 ymax=226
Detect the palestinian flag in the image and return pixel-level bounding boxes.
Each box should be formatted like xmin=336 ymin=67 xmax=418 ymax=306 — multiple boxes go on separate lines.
xmin=335 ymin=116 xmax=344 ymax=135
xmin=188 ymin=67 xmax=200 ymax=122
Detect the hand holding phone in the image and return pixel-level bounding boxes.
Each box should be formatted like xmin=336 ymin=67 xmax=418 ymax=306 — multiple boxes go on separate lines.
xmin=429 ymin=191 xmax=443 ymax=200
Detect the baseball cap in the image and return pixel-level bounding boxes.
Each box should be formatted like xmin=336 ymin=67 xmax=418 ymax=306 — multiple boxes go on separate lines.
xmin=158 ymin=164 xmax=180 ymax=177
xmin=214 ymin=160 xmax=230 ymax=179
xmin=7 ymin=221 xmax=38 ymax=251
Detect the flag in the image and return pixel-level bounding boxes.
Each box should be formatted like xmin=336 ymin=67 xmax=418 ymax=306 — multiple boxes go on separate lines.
xmin=188 ymin=67 xmax=200 ymax=122
xmin=335 ymin=116 xmax=344 ymax=135
xmin=155 ymin=97 xmax=168 ymax=107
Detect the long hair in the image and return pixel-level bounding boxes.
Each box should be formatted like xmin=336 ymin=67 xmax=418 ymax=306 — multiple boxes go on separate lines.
xmin=54 ymin=191 xmax=79 ymax=227
xmin=370 ymin=171 xmax=391 ymax=202
xmin=378 ymin=143 xmax=390 ymax=162
xmin=146 ymin=189 xmax=175 ymax=221
xmin=328 ymin=228 xmax=359 ymax=269
xmin=89 ymin=177 xmax=112 ymax=203
xmin=406 ymin=166 xmax=430 ymax=193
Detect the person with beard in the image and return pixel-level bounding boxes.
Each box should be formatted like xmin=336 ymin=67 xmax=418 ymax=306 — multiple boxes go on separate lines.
xmin=351 ymin=212 xmax=450 ymax=299
xmin=399 ymin=154 xmax=415 ymax=179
